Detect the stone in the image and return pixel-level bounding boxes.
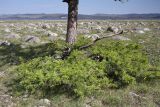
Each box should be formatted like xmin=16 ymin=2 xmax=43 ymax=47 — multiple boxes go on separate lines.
xmin=143 ymin=28 xmax=150 ymax=31
xmin=0 ymin=40 xmax=11 ymax=46
xmin=77 ymin=29 xmax=90 ymax=34
xmin=136 ymin=30 xmax=145 ymax=34
xmin=47 ymin=31 xmax=58 ymax=41
xmin=84 ymin=34 xmax=100 ymax=41
xmin=0 ymin=71 xmax=5 ymax=77
xmin=37 ymin=99 xmax=51 ymax=107
xmin=20 ymin=45 xmax=27 ymax=49
xmin=94 ymin=25 xmax=102 ymax=30
xmin=4 ymin=28 xmax=11 ymax=33
xmin=5 ymin=33 xmax=21 ymax=39
xmin=47 ymin=31 xmax=58 ymax=37
xmin=133 ymin=28 xmax=145 ymax=34
xmin=107 ymin=26 xmax=120 ymax=34
xmin=42 ymin=24 xmax=50 ymax=29
xmin=55 ymin=23 xmax=63 ymax=27
xmin=91 ymin=25 xmax=103 ymax=33
xmin=79 ymin=22 xmax=84 ymax=25
xmin=24 ymin=35 xmax=40 ymax=43
xmin=129 ymin=92 xmax=146 ymax=99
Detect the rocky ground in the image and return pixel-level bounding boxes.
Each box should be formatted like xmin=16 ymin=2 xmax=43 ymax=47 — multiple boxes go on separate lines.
xmin=0 ymin=20 xmax=160 ymax=107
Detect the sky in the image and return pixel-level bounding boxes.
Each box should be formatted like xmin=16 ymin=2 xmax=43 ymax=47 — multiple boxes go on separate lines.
xmin=0 ymin=0 xmax=160 ymax=14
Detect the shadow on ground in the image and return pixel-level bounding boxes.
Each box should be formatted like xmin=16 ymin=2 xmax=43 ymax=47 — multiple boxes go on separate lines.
xmin=0 ymin=43 xmax=57 ymax=67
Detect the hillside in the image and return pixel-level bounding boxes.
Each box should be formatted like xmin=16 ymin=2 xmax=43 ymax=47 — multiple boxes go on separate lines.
xmin=0 ymin=13 xmax=160 ymax=20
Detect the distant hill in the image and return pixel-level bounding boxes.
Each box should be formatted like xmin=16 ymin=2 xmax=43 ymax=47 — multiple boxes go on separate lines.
xmin=0 ymin=13 xmax=160 ymax=20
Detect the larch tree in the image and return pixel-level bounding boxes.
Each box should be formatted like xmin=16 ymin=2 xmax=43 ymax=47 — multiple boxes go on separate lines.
xmin=63 ymin=0 xmax=128 ymax=44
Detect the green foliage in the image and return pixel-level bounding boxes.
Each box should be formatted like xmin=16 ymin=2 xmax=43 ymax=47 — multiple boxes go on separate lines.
xmin=73 ymin=35 xmax=92 ymax=49
xmin=89 ymin=40 xmax=149 ymax=86
xmin=13 ymin=50 xmax=109 ymax=97
xmin=12 ymin=39 xmax=150 ymax=97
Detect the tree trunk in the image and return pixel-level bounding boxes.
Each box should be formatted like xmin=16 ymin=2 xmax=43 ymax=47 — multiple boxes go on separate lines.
xmin=66 ymin=0 xmax=79 ymax=44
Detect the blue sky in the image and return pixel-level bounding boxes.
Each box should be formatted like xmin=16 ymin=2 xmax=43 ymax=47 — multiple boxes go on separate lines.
xmin=0 ymin=0 xmax=160 ymax=14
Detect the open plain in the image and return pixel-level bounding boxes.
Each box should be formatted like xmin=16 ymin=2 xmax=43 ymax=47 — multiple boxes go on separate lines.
xmin=0 ymin=20 xmax=160 ymax=107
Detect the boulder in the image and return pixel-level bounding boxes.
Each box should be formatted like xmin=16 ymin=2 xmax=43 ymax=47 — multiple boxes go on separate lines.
xmin=0 ymin=40 xmax=11 ymax=46
xmin=143 ymin=28 xmax=150 ymax=31
xmin=107 ymin=26 xmax=121 ymax=34
xmin=42 ymin=24 xmax=50 ymax=29
xmin=47 ymin=31 xmax=58 ymax=37
xmin=136 ymin=30 xmax=145 ymax=34
xmin=47 ymin=31 xmax=58 ymax=41
xmin=4 ymin=28 xmax=10 ymax=33
xmin=133 ymin=28 xmax=145 ymax=34
xmin=55 ymin=23 xmax=63 ymax=27
xmin=24 ymin=35 xmax=40 ymax=43
xmin=77 ymin=29 xmax=90 ymax=34
xmin=5 ymin=33 xmax=20 ymax=39
xmin=91 ymin=25 xmax=103 ymax=33
xmin=84 ymin=34 xmax=100 ymax=41
xmin=37 ymin=99 xmax=51 ymax=107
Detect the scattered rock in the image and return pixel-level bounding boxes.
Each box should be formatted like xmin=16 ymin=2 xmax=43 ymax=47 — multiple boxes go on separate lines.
xmin=77 ymin=29 xmax=90 ymax=34
xmin=136 ymin=30 xmax=145 ymax=34
xmin=91 ymin=25 xmax=103 ymax=33
xmin=4 ymin=28 xmax=11 ymax=33
xmin=47 ymin=31 xmax=58 ymax=37
xmin=46 ymin=31 xmax=58 ymax=41
xmin=84 ymin=34 xmax=100 ymax=41
xmin=133 ymin=28 xmax=145 ymax=34
xmin=79 ymin=22 xmax=84 ymax=25
xmin=20 ymin=45 xmax=27 ymax=49
xmin=0 ymin=40 xmax=11 ymax=46
xmin=42 ymin=24 xmax=50 ymax=29
xmin=84 ymin=97 xmax=102 ymax=107
xmin=54 ymin=54 xmax=62 ymax=59
xmin=129 ymin=92 xmax=146 ymax=99
xmin=55 ymin=23 xmax=63 ymax=27
xmin=5 ymin=33 xmax=21 ymax=39
xmin=107 ymin=26 xmax=121 ymax=34
xmin=24 ymin=35 xmax=41 ymax=43
xmin=143 ymin=28 xmax=150 ymax=31
xmin=0 ymin=71 xmax=5 ymax=77
xmin=36 ymin=99 xmax=51 ymax=107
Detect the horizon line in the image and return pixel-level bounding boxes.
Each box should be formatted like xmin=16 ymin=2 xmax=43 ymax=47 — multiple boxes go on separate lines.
xmin=1 ymin=13 xmax=160 ymax=15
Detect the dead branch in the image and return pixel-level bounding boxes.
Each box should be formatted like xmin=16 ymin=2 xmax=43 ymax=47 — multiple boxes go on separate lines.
xmin=79 ymin=31 xmax=123 ymax=50
xmin=61 ymin=30 xmax=124 ymax=60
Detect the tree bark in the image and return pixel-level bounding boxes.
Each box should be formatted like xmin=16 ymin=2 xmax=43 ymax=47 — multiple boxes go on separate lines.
xmin=66 ymin=0 xmax=79 ymax=44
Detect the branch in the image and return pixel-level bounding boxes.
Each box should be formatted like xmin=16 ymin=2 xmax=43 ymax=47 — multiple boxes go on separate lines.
xmin=79 ymin=31 xmax=123 ymax=50
xmin=61 ymin=30 xmax=125 ymax=60
xmin=63 ymin=0 xmax=69 ymax=3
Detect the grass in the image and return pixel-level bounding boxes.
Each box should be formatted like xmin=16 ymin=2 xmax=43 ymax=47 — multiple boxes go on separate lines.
xmin=8 ymin=81 xmax=160 ymax=107
xmin=0 ymin=20 xmax=160 ymax=107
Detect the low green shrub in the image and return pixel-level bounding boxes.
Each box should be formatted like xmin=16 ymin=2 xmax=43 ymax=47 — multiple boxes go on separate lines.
xmin=13 ymin=51 xmax=109 ymax=97
xmin=73 ymin=35 xmax=92 ymax=49
xmin=12 ymin=39 xmax=150 ymax=97
xmin=89 ymin=40 xmax=149 ymax=86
